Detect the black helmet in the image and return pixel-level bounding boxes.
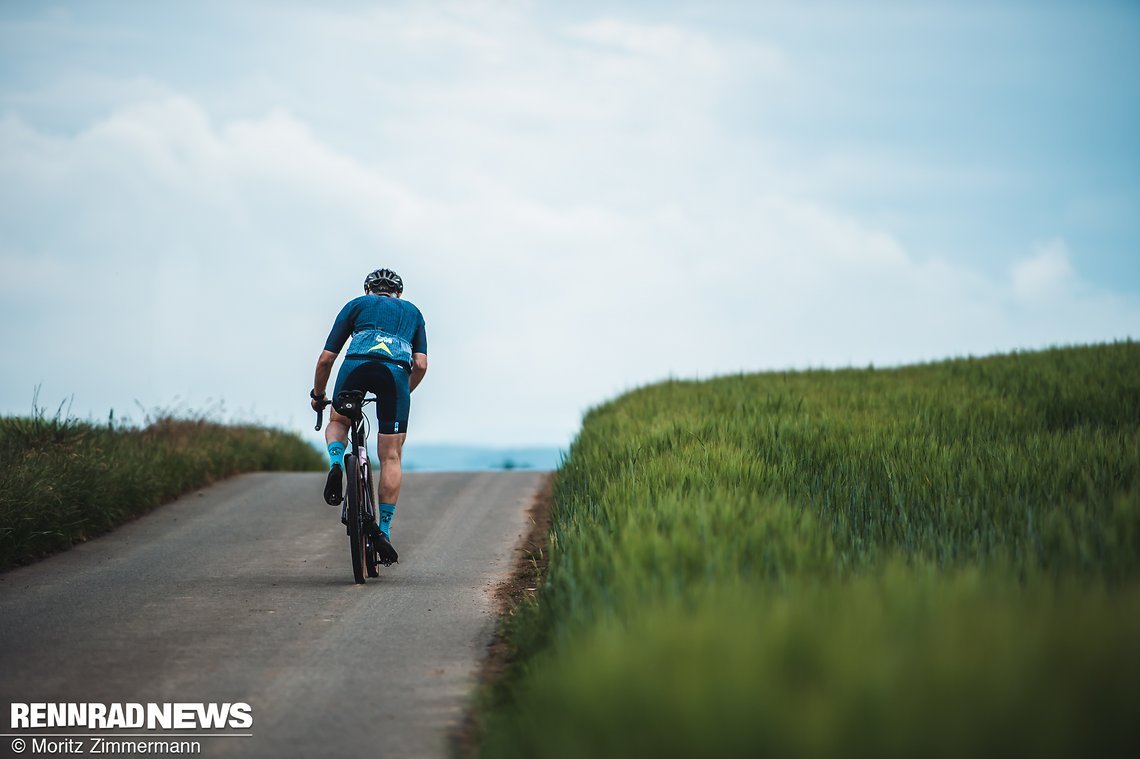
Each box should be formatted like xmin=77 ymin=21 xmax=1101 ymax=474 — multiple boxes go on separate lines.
xmin=364 ymin=268 xmax=404 ymax=294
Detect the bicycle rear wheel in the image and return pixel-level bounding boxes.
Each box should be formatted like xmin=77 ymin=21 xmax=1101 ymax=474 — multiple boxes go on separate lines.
xmin=343 ymin=452 xmax=367 ymax=584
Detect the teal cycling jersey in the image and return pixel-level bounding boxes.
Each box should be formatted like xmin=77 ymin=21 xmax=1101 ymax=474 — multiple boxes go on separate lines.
xmin=324 ymin=294 xmax=427 ymax=368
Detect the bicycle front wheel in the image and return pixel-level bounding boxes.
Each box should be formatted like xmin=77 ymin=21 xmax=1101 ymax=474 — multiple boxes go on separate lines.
xmin=343 ymin=452 xmax=367 ymax=584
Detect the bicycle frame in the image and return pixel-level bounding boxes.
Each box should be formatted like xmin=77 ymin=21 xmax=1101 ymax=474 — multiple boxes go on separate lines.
xmin=316 ymin=390 xmax=379 ymax=583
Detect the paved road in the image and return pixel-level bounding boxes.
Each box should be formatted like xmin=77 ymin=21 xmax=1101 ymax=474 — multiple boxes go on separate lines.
xmin=0 ymin=471 xmax=545 ymax=758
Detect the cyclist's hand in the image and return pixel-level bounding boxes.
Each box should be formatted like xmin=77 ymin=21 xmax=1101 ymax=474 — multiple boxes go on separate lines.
xmin=311 ymin=397 xmax=323 ymax=412
xmin=310 ymin=389 xmax=327 ymax=413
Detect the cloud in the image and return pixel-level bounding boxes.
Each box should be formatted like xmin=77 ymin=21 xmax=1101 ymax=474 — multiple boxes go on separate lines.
xmin=2 ymin=3 xmax=1137 ymax=447
xmin=4 ymin=87 xmax=1138 ymax=444
xmin=1011 ymin=240 xmax=1077 ymax=302
xmin=567 ymin=18 xmax=724 ymax=69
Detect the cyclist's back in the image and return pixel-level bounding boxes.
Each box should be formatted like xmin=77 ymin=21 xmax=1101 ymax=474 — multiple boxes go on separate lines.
xmin=328 ymin=294 xmax=425 ymax=368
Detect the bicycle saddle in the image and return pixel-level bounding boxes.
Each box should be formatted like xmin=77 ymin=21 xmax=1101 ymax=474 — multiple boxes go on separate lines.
xmin=333 ymin=390 xmax=366 ymax=420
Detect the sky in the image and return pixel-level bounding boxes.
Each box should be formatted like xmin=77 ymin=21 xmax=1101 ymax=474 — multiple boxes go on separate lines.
xmin=1 ymin=0 xmax=1138 ymax=448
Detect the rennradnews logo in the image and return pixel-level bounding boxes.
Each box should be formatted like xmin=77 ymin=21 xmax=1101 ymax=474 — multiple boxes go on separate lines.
xmin=10 ymin=702 xmax=253 ymax=730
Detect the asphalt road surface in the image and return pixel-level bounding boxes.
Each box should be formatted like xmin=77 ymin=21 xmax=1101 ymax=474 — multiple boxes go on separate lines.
xmin=0 ymin=470 xmax=546 ymax=758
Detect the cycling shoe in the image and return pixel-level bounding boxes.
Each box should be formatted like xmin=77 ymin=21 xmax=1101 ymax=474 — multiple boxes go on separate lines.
xmin=371 ymin=524 xmax=399 ymax=566
xmin=324 ymin=464 xmax=343 ymax=505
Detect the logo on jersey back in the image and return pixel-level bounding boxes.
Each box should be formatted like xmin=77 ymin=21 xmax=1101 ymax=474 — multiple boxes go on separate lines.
xmin=368 ymin=336 xmax=394 ymax=357
xmin=347 ymin=329 xmax=412 ymax=363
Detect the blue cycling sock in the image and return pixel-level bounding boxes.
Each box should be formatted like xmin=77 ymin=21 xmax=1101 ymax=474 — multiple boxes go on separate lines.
xmin=378 ymin=503 xmax=396 ymax=537
xmin=327 ymin=441 xmax=346 ymax=469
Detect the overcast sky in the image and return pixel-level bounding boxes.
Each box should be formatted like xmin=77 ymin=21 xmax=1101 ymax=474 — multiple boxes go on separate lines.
xmin=2 ymin=1 xmax=1137 ymax=447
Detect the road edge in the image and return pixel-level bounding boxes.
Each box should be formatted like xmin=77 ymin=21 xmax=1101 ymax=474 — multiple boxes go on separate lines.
xmin=450 ymin=472 xmax=554 ymax=758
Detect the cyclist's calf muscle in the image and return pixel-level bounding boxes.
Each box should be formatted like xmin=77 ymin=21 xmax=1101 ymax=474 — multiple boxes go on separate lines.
xmin=377 ymin=432 xmax=405 ymax=504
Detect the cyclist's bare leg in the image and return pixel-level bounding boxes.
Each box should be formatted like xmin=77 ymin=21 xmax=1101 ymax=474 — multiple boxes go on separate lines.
xmin=377 ymin=432 xmax=406 ymax=503
xmin=326 ymin=408 xmax=350 ymax=449
xmin=321 ymin=408 xmax=351 ymax=506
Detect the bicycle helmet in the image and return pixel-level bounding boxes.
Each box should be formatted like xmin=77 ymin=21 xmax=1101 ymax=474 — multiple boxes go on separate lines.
xmin=364 ymin=268 xmax=404 ymax=294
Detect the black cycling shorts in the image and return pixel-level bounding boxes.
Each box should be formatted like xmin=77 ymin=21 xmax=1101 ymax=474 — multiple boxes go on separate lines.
xmin=332 ymin=358 xmax=411 ymax=434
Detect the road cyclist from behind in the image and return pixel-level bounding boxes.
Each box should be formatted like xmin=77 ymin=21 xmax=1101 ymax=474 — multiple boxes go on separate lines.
xmin=310 ymin=268 xmax=428 ymax=564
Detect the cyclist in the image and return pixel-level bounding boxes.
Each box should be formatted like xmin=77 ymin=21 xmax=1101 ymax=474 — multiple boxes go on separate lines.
xmin=310 ymin=268 xmax=428 ymax=563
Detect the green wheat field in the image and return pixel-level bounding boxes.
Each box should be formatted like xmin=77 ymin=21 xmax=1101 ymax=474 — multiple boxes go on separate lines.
xmin=481 ymin=342 xmax=1140 ymax=758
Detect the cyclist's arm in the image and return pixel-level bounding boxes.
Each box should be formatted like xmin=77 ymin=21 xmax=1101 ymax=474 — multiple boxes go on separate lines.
xmin=311 ymin=350 xmax=338 ymax=407
xmin=410 ymin=353 xmax=428 ymax=392
xmin=409 ymin=315 xmax=427 ymax=392
xmin=313 ymin=300 xmax=356 ymax=407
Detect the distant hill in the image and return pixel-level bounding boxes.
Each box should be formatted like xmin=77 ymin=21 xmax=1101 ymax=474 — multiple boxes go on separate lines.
xmin=402 ymin=443 xmax=563 ymax=472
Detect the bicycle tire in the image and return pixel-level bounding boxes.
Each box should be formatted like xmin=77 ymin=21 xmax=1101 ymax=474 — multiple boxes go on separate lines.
xmin=363 ymin=457 xmax=379 ymax=577
xmin=343 ymin=452 xmax=367 ymax=584
xmin=365 ymin=544 xmax=379 ymax=577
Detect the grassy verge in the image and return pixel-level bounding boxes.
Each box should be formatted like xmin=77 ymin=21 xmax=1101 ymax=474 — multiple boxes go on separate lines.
xmin=479 ymin=342 xmax=1140 ymax=757
xmin=0 ymin=411 xmax=323 ymax=570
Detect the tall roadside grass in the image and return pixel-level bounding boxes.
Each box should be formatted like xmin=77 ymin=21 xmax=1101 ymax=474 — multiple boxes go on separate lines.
xmin=481 ymin=342 xmax=1140 ymax=758
xmin=0 ymin=409 xmax=323 ymax=570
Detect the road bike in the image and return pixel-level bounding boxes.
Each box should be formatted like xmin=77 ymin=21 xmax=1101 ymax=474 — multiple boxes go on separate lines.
xmin=315 ymin=390 xmax=394 ymax=584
